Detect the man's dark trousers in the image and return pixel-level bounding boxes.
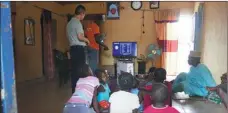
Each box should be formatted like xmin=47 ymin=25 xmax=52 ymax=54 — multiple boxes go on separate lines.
xmin=70 ymin=45 xmax=86 ymax=93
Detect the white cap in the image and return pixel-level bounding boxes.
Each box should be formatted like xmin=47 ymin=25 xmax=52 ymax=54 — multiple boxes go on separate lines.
xmin=189 ymin=51 xmax=201 ymax=57
xmin=109 ymin=4 xmax=117 ymax=10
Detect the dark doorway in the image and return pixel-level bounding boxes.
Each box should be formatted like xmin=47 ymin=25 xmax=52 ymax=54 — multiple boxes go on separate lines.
xmin=40 ymin=10 xmax=55 ymax=79
xmin=51 ymin=19 xmax=57 ymax=49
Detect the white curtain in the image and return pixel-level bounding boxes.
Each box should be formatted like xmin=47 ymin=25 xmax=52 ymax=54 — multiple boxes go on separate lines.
xmin=166 ymin=15 xmax=194 ymax=76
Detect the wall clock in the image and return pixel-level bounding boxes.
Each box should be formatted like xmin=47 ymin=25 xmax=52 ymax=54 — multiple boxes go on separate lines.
xmin=131 ymin=1 xmax=142 ymax=10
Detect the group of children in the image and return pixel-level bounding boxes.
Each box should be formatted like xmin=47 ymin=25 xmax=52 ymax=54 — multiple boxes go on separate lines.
xmin=63 ymin=64 xmax=179 ymax=113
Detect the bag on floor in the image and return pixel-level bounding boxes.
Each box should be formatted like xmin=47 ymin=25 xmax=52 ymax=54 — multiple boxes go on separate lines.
xmin=207 ymin=91 xmax=222 ymax=104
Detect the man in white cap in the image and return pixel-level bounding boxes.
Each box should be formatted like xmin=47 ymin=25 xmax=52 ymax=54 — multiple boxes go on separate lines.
xmin=172 ymin=51 xmax=216 ymax=97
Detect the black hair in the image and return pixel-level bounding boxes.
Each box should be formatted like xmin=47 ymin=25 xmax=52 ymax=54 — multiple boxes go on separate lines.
xmin=118 ymin=72 xmax=134 ymax=90
xmin=146 ymin=67 xmax=156 ymax=80
xmin=75 ymin=5 xmax=86 ymax=15
xmin=148 ymin=67 xmax=156 ymax=74
xmin=150 ymin=83 xmax=168 ymax=103
xmin=95 ymin=69 xmax=105 ymax=79
xmin=154 ymin=68 xmax=166 ymax=83
xmin=78 ymin=64 xmax=91 ymax=78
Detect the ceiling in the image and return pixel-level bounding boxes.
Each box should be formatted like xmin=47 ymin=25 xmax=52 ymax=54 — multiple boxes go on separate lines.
xmin=55 ymin=1 xmax=95 ymax=5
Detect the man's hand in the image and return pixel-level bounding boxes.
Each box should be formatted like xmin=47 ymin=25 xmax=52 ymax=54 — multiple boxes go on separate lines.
xmin=85 ymin=38 xmax=90 ymax=45
xmin=104 ymin=46 xmax=109 ymax=51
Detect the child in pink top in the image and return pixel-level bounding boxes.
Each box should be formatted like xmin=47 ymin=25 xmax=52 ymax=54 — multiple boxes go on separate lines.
xmin=144 ymin=83 xmax=179 ymax=113
xmin=63 ymin=64 xmax=100 ymax=113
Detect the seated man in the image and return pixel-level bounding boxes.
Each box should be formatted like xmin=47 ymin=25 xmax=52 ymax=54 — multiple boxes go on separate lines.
xmin=172 ymin=51 xmax=217 ymax=97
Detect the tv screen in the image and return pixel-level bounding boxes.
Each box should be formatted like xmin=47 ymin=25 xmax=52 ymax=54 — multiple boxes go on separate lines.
xmin=112 ymin=42 xmax=137 ymax=57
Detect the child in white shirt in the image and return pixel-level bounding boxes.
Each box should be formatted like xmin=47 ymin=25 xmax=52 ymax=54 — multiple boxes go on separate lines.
xmin=109 ymin=72 xmax=140 ymax=113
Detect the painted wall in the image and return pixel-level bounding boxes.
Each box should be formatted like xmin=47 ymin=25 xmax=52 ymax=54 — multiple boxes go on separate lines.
xmin=14 ymin=1 xmax=194 ymax=82
xmin=64 ymin=2 xmax=106 ymax=15
xmin=14 ymin=2 xmax=68 ymax=82
xmin=201 ymin=2 xmax=227 ymax=83
xmin=63 ymin=2 xmax=194 ymax=72
xmin=99 ymin=2 xmax=194 ymax=72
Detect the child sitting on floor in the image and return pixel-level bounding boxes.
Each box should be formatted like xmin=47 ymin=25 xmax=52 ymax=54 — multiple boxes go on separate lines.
xmin=109 ymin=72 xmax=140 ymax=113
xmin=131 ymin=77 xmax=143 ymax=112
xmin=139 ymin=68 xmax=172 ymax=109
xmin=96 ymin=69 xmax=111 ymax=102
xmin=145 ymin=67 xmax=156 ymax=86
xmin=144 ymin=83 xmax=179 ymax=113
xmin=95 ymin=69 xmax=111 ymax=113
xmin=63 ymin=64 xmax=100 ymax=113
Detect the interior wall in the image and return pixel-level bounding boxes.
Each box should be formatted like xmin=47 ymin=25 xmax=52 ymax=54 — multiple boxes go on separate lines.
xmin=99 ymin=2 xmax=194 ymax=72
xmin=64 ymin=2 xmax=106 ymax=14
xmin=14 ymin=2 xmax=68 ymax=82
xmin=14 ymin=1 xmax=194 ymax=82
xmin=63 ymin=2 xmax=194 ymax=72
xmin=201 ymin=2 xmax=227 ymax=84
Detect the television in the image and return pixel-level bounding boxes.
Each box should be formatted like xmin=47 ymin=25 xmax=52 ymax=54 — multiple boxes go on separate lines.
xmin=112 ymin=42 xmax=137 ymax=57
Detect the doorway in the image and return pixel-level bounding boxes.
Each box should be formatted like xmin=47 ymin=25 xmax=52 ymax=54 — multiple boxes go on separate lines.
xmin=40 ymin=10 xmax=55 ymax=79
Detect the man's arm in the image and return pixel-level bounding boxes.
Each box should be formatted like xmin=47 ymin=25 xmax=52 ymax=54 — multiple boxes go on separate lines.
xmin=92 ymin=22 xmax=109 ymax=50
xmin=95 ymin=34 xmax=109 ymax=50
xmin=77 ymin=33 xmax=90 ymax=44
xmin=75 ymin=22 xmax=90 ymax=44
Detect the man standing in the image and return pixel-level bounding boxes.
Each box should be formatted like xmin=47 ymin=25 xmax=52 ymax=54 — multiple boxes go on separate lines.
xmin=172 ymin=51 xmax=216 ymax=97
xmin=67 ymin=5 xmax=89 ymax=93
xmin=84 ymin=20 xmax=109 ymax=74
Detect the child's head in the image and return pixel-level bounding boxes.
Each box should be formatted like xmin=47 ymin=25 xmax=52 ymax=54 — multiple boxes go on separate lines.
xmin=118 ymin=72 xmax=134 ymax=90
xmin=154 ymin=68 xmax=166 ymax=83
xmin=78 ymin=64 xmax=93 ymax=78
xmin=150 ymin=83 xmax=168 ymax=104
xmin=147 ymin=67 xmax=156 ymax=81
xmin=221 ymin=72 xmax=227 ymax=84
xmin=95 ymin=69 xmax=108 ymax=84
xmin=148 ymin=67 xmax=156 ymax=74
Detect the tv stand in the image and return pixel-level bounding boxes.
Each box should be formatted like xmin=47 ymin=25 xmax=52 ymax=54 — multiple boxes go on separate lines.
xmin=114 ymin=57 xmax=135 ymax=77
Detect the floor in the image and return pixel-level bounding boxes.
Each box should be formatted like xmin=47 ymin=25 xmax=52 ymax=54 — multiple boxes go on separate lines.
xmin=173 ymin=99 xmax=227 ymax=113
xmin=16 ymin=79 xmax=227 ymax=113
xmin=17 ymin=78 xmax=71 ymax=113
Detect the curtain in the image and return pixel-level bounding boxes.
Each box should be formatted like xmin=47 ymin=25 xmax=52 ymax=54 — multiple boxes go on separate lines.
xmin=41 ymin=10 xmax=55 ymax=79
xmin=154 ymin=9 xmax=180 ymax=75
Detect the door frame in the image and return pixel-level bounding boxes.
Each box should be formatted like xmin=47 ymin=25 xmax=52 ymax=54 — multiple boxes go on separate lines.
xmin=0 ymin=2 xmax=18 ymax=113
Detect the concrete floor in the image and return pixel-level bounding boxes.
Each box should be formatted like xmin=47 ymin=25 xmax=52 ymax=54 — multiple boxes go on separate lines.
xmin=17 ymin=79 xmax=71 ymax=113
xmin=16 ymin=79 xmax=227 ymax=113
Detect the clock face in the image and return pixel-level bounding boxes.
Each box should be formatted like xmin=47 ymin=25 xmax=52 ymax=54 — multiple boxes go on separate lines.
xmin=131 ymin=1 xmax=142 ymax=10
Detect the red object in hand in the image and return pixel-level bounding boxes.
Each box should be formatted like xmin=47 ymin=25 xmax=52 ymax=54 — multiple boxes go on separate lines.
xmin=99 ymin=100 xmax=110 ymax=109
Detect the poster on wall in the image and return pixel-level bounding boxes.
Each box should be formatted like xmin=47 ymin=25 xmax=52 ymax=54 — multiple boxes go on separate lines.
xmin=24 ymin=18 xmax=35 ymax=46
xmin=106 ymin=2 xmax=120 ymax=20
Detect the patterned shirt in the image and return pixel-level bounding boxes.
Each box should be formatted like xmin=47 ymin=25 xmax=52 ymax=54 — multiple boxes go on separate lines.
xmin=67 ymin=76 xmax=100 ymax=106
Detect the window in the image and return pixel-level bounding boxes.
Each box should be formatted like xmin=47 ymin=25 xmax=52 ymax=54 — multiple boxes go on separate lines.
xmin=166 ymin=15 xmax=194 ymax=76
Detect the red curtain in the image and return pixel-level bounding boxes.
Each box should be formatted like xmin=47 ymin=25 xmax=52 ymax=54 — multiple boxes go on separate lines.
xmin=41 ymin=10 xmax=55 ymax=79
